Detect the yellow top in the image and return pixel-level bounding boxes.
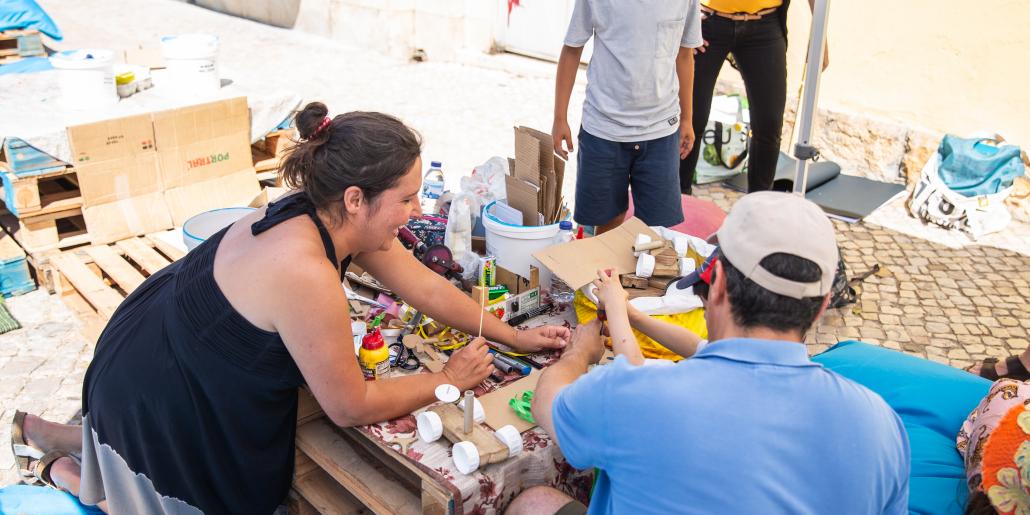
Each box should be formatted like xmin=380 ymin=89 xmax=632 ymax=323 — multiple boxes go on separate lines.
xmin=702 ymin=0 xmax=783 ymax=14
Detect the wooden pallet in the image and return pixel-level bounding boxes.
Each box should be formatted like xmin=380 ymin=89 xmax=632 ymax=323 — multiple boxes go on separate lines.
xmin=252 ymin=129 xmax=294 ymax=183
xmin=0 ymin=29 xmax=45 ymax=60
xmin=1 ymin=167 xmax=82 ymax=218
xmin=1 ymin=205 xmax=89 ymax=255
xmin=43 ymin=233 xmax=185 ymax=341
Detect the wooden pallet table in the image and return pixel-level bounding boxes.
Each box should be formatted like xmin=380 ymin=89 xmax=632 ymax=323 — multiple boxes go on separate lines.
xmin=0 ymin=29 xmax=45 ymax=64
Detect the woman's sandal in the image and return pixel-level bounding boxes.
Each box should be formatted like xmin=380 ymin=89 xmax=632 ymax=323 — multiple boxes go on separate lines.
xmin=30 ymin=450 xmax=77 ymax=489
xmin=10 ymin=411 xmax=44 ymax=485
xmin=970 ymin=356 xmax=1030 ymax=381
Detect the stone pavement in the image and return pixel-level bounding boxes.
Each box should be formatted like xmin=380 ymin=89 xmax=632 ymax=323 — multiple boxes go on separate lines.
xmin=2 ymin=0 xmax=1029 ymax=489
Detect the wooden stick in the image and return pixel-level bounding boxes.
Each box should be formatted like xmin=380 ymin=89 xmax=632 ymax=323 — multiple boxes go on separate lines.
xmin=477 ymin=285 xmax=486 ymax=338
xmin=632 ymin=240 xmax=665 ymax=252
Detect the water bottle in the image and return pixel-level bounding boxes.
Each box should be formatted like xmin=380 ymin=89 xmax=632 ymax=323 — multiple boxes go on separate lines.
xmin=550 ymin=221 xmax=576 ymax=305
xmin=421 ymin=161 xmax=445 ymax=214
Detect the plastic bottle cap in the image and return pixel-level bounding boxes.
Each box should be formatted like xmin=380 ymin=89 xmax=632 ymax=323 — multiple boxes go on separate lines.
xmin=634 ymin=234 xmax=652 ymax=257
xmin=559 ymin=221 xmax=573 ymax=231
xmin=494 ymin=425 xmax=523 ymax=457
xmin=416 ymin=411 xmax=443 ymax=442
xmin=434 ymin=384 xmax=461 ymax=403
xmin=430 ymin=161 xmax=442 ymax=168
xmin=457 ymin=397 xmax=486 ymax=423
xmin=361 ymin=329 xmax=385 ymax=350
xmin=452 ymin=441 xmax=480 ymax=474
xmin=636 ymin=253 xmax=656 ymax=278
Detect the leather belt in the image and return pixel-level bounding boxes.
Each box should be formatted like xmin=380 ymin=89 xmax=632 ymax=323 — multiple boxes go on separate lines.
xmin=700 ymin=5 xmax=778 ymax=21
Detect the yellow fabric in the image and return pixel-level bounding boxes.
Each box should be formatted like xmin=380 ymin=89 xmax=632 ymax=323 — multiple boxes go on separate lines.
xmin=572 ymin=291 xmax=708 ymax=361
xmin=702 ymin=0 xmax=783 ymax=14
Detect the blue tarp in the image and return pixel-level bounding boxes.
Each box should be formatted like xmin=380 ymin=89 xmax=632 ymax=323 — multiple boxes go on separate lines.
xmin=0 ymin=55 xmax=51 ymax=74
xmin=0 ymin=0 xmax=63 ymax=40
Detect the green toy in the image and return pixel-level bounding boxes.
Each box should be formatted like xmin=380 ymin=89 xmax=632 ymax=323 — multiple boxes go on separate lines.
xmin=508 ymin=391 xmax=535 ymax=424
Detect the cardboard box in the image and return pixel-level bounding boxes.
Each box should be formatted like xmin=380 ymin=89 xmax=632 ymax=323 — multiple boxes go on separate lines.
xmin=249 ymin=186 xmax=289 ymax=208
xmin=533 ymin=217 xmax=659 ymax=290
xmin=164 ymin=169 xmax=261 ymax=226
xmin=153 ymin=97 xmax=252 ymax=190
xmin=82 ymin=192 xmax=173 ymax=245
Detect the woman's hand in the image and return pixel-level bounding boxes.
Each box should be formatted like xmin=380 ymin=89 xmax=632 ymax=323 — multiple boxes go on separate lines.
xmin=591 ymin=268 xmax=627 ymax=312
xmin=513 ymin=325 xmax=570 ymax=352
xmin=442 ymin=337 xmax=495 ymax=390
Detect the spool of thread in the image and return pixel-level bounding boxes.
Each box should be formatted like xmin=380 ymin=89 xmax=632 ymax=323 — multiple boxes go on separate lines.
xmin=636 ymin=253 xmax=656 ymax=278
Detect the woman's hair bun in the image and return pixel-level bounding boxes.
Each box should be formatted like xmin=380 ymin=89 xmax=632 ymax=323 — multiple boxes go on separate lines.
xmin=296 ymin=102 xmax=330 ymax=140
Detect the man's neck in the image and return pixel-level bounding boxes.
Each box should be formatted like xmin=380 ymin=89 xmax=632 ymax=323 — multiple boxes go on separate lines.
xmin=715 ymin=325 xmax=805 ymax=344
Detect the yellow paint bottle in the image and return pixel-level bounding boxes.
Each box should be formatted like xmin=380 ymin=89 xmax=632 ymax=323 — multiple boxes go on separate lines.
xmin=359 ymin=328 xmax=390 ymax=381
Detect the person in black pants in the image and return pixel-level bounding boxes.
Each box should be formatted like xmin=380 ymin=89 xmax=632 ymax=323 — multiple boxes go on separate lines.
xmin=681 ymin=1 xmax=828 ymax=194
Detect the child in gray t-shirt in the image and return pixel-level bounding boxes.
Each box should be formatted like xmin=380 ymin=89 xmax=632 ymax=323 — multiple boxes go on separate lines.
xmin=554 ymin=0 xmax=703 ymax=234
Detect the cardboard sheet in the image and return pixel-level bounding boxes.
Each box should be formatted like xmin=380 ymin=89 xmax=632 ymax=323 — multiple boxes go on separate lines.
xmin=481 ymin=369 xmax=541 ymax=433
xmin=533 ymin=217 xmax=660 ymax=289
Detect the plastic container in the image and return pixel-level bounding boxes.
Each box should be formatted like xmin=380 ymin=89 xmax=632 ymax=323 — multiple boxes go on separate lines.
xmin=551 ymin=220 xmax=575 ymax=307
xmin=182 ymin=207 xmax=256 ymax=251
xmin=359 ymin=328 xmax=390 ymax=381
xmin=160 ymin=34 xmax=220 ymax=95
xmin=49 ymin=49 xmax=118 ymax=109
xmin=483 ymin=201 xmax=563 ymax=289
xmin=421 ymin=161 xmax=445 ymax=213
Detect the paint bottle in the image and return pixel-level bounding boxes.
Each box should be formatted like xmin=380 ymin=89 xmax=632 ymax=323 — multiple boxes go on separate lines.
xmin=359 ymin=328 xmax=390 ymax=381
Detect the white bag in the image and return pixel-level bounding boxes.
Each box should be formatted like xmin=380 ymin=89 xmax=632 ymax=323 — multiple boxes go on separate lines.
xmin=695 ymin=95 xmax=750 ymax=184
xmin=909 ymin=152 xmax=1012 ymax=239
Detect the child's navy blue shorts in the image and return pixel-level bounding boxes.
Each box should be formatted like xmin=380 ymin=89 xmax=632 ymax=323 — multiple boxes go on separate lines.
xmin=573 ymin=128 xmax=684 ymax=228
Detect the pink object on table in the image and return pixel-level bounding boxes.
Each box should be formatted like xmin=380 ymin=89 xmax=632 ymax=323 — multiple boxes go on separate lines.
xmin=626 ymin=193 xmax=726 ymax=238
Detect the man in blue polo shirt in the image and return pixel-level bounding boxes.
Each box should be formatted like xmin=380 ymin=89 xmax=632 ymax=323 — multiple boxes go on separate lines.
xmin=507 ymin=192 xmax=910 ymax=514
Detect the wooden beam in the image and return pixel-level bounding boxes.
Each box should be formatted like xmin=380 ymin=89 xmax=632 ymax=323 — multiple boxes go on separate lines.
xmin=116 ymin=237 xmax=171 ymax=275
xmin=294 ymin=464 xmax=368 ymax=514
xmin=50 ymin=254 xmax=124 ymax=319
xmin=146 ymin=233 xmax=186 ymax=262
xmin=85 ymin=245 xmax=146 ymax=293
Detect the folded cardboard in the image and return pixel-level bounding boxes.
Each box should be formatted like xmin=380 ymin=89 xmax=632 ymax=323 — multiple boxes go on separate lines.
xmin=164 ymin=169 xmax=260 ymax=226
xmin=153 ymin=97 xmax=252 ymax=190
xmin=82 ymin=192 xmax=173 ymax=245
xmin=533 ymin=217 xmax=659 ymax=290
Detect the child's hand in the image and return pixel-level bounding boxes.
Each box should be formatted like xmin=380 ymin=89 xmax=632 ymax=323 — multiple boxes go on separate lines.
xmin=591 ymin=268 xmax=627 ymax=311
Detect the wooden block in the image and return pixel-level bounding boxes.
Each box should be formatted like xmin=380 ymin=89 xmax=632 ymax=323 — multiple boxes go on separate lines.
xmin=626 ymin=286 xmax=666 ymax=299
xmin=429 ymin=403 xmax=510 ymax=465
xmin=652 ymin=262 xmax=680 ymax=278
xmin=620 ymin=274 xmax=649 ymax=289
xmin=648 ymin=277 xmax=674 ymax=290
xmin=633 ymin=240 xmax=665 ymax=252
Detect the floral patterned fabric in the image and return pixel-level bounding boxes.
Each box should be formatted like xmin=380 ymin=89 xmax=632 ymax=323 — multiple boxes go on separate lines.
xmin=358 ymin=304 xmax=593 ymax=515
xmin=957 ymin=378 xmax=1030 ymax=514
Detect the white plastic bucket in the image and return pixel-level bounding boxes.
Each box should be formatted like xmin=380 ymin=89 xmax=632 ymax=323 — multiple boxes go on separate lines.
xmin=160 ymin=34 xmax=220 ymax=95
xmin=483 ymin=201 xmax=562 ymax=286
xmin=49 ymin=50 xmax=117 ymax=109
xmin=182 ymin=207 xmax=255 ymax=251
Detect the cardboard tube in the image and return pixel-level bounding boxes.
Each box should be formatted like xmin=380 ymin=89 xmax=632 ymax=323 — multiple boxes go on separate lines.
xmin=463 ymin=390 xmax=474 ymax=434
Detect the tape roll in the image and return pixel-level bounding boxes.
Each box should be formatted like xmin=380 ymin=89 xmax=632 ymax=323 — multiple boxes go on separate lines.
xmin=636 ymin=254 xmax=656 ymax=278
xmin=494 ymin=425 xmax=523 ymax=457
xmin=457 ymin=397 xmax=486 ymax=423
xmin=416 ymin=411 xmax=443 ymax=443
xmin=452 ymin=441 xmax=480 ymax=474
xmin=633 ymin=234 xmax=651 ymax=257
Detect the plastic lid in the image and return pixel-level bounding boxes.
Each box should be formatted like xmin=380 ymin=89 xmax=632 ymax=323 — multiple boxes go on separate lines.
xmin=430 ymin=161 xmax=442 ymax=168
xmin=361 ymin=329 xmax=385 ymax=350
xmin=434 ymin=384 xmax=461 ymax=403
xmin=457 ymin=397 xmax=486 ymax=423
xmin=494 ymin=425 xmax=523 ymax=458
xmin=452 ymin=441 xmax=480 ymax=474
xmin=416 ymin=411 xmax=443 ymax=442
xmin=559 ymin=221 xmax=573 ymax=231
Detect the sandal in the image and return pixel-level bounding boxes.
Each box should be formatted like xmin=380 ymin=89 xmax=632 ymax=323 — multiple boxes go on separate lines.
xmin=30 ymin=450 xmax=77 ymax=489
xmin=970 ymin=356 xmax=1030 ymax=381
xmin=10 ymin=411 xmax=44 ymax=485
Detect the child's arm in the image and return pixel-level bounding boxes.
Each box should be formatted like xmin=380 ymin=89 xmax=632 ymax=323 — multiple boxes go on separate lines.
xmin=626 ymin=303 xmax=705 ymax=358
xmin=591 ymin=269 xmax=646 ymax=366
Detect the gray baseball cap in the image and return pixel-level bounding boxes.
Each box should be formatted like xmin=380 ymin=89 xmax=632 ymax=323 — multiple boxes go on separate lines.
xmin=715 ymin=191 xmax=839 ymax=299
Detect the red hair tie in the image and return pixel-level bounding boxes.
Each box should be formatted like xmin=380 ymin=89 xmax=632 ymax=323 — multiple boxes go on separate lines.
xmin=311 ymin=116 xmax=332 ymax=139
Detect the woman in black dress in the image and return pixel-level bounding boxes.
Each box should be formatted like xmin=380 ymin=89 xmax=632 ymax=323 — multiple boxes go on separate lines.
xmin=10 ymin=103 xmax=571 ymax=514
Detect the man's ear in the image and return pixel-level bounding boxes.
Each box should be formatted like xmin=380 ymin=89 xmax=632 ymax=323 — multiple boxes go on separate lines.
xmin=813 ymin=293 xmax=832 ymax=321
xmin=342 ymin=186 xmax=364 ymax=215
xmin=709 ymin=259 xmax=727 ymax=306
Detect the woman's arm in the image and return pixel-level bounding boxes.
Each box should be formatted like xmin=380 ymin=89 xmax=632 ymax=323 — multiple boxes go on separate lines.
xmin=356 ymin=243 xmax=569 ymax=352
xmin=271 ymin=250 xmax=495 ymax=427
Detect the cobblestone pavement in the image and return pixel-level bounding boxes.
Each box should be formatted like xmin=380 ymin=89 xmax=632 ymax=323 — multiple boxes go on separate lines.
xmin=2 ymin=0 xmax=1029 ymax=489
